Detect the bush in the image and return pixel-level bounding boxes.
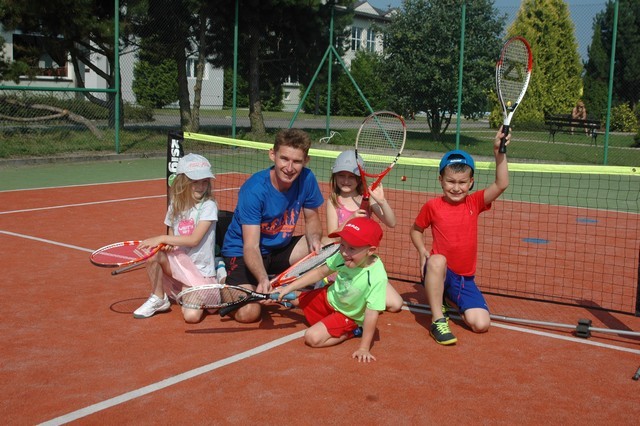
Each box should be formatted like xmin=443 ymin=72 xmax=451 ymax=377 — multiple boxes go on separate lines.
xmin=609 ymin=103 xmax=638 ymax=132
xmin=132 ymin=59 xmax=179 ymax=109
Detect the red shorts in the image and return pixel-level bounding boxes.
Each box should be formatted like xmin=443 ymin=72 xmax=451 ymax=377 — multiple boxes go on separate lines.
xmin=298 ymin=288 xmax=358 ymax=338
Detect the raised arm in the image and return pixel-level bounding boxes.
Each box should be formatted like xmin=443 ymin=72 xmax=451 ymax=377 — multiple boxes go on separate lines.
xmin=483 ymin=127 xmax=510 ymax=205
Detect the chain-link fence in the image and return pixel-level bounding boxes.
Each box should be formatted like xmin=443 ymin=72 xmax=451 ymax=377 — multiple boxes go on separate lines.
xmin=1 ymin=1 xmax=638 ymax=166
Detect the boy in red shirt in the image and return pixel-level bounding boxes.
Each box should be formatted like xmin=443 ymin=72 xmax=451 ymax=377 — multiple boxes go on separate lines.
xmin=410 ymin=128 xmax=510 ymax=345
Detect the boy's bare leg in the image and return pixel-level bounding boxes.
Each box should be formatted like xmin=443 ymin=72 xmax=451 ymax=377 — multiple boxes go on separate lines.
xmin=423 ymin=254 xmax=447 ymax=322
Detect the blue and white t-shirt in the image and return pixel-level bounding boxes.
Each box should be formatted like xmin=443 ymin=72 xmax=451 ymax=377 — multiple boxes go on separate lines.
xmin=222 ymin=167 xmax=324 ymax=257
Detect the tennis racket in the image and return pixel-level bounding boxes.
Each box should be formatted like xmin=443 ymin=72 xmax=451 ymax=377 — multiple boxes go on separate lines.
xmin=270 ymin=242 xmax=340 ymax=289
xmin=176 ymin=284 xmax=296 ymax=310
xmin=218 ymin=243 xmax=340 ymax=317
xmin=354 ymin=111 xmax=406 ymax=211
xmin=90 ymin=241 xmax=164 ymax=269
xmin=496 ymin=36 xmax=532 ymax=153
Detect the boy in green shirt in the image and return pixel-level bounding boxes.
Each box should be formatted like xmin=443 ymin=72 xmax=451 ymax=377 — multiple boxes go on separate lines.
xmin=273 ymin=217 xmax=388 ymax=362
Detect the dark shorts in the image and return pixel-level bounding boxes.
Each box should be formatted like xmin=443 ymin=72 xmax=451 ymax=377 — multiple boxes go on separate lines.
xmin=423 ymin=263 xmax=489 ymax=313
xmin=224 ymin=235 xmax=303 ymax=286
xmin=298 ymin=287 xmax=358 ymax=338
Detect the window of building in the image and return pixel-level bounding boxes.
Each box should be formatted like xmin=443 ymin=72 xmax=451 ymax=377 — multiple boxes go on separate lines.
xmin=351 ymin=27 xmax=363 ymax=51
xmin=12 ymin=34 xmax=69 ymax=79
xmin=366 ymin=29 xmax=377 ymax=52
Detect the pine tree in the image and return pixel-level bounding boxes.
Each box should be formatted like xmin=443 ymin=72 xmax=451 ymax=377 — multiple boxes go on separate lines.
xmin=506 ymin=0 xmax=583 ymax=124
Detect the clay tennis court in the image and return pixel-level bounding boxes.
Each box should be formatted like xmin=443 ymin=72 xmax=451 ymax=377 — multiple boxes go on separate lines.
xmin=1 ymin=173 xmax=639 ymax=424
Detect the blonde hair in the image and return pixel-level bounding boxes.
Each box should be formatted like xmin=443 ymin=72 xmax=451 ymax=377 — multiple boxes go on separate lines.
xmin=328 ymin=171 xmax=363 ymax=207
xmin=168 ymin=174 xmax=214 ymax=223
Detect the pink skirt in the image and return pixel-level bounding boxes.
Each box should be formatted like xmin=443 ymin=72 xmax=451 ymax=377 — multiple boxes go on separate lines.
xmin=163 ymin=250 xmax=217 ymax=301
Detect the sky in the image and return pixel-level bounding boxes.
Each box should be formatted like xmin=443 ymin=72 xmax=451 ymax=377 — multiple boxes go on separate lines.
xmin=365 ymin=0 xmax=608 ymax=60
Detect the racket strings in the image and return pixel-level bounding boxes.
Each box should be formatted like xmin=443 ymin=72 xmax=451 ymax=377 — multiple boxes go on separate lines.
xmin=358 ymin=114 xmax=404 ymax=174
xmin=179 ymin=286 xmax=225 ymax=309
xmin=498 ymin=41 xmax=530 ymax=103
xmin=280 ymin=245 xmax=339 ymax=280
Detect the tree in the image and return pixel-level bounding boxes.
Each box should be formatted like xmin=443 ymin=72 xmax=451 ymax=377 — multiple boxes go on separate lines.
xmin=583 ymin=20 xmax=609 ymax=120
xmin=334 ymin=50 xmax=388 ymax=116
xmin=0 ymin=35 xmax=28 ymax=83
xmin=0 ymin=0 xmax=124 ymax=127
xmin=132 ymin=59 xmax=179 ymax=108
xmin=584 ymin=0 xmax=640 ymax=113
xmin=206 ymin=0 xmax=352 ymax=135
xmin=381 ymin=0 xmax=504 ymax=139
xmin=128 ymin=0 xmax=206 ymax=131
xmin=505 ymin=0 xmax=583 ymax=123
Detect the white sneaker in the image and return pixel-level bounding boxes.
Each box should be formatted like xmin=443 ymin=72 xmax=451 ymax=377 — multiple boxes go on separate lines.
xmin=133 ymin=294 xmax=170 ymax=319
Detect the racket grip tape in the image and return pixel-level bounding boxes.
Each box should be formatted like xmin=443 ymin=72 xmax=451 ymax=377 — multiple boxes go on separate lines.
xmin=499 ymin=124 xmax=510 ymax=154
xmin=269 ymin=293 xmax=296 ymax=301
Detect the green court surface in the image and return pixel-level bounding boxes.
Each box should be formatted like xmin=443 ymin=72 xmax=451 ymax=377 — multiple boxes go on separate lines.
xmin=0 ymin=157 xmax=166 ymax=191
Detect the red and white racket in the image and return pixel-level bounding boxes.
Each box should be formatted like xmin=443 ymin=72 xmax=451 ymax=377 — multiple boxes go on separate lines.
xmin=217 ymin=243 xmax=339 ymax=317
xmin=354 ymin=111 xmax=406 ymax=211
xmin=496 ymin=36 xmax=533 ymax=153
xmin=270 ymin=242 xmax=340 ymax=289
xmin=90 ymin=241 xmax=164 ymax=270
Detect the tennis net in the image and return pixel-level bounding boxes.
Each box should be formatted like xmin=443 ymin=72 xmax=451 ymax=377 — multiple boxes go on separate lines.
xmin=168 ymin=131 xmax=640 ymax=316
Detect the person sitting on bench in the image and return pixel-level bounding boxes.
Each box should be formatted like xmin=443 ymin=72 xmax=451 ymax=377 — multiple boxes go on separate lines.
xmin=571 ymin=100 xmax=588 ymax=135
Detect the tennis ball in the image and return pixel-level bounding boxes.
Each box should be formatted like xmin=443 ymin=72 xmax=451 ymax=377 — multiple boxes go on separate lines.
xmin=507 ymin=101 xmax=512 ymax=107
xmin=401 ymin=176 xmax=407 ymax=181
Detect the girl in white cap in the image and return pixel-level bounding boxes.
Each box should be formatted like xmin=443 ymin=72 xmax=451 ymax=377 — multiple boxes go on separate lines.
xmin=325 ymin=150 xmax=403 ymax=312
xmin=134 ymin=153 xmax=219 ymax=323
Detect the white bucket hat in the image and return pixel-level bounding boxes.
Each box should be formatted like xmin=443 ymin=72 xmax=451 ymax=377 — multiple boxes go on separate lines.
xmin=176 ymin=153 xmax=215 ymax=180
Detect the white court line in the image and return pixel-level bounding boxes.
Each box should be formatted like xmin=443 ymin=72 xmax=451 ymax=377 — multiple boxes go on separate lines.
xmin=0 ymin=178 xmax=164 ymax=193
xmin=0 ymin=195 xmax=165 ymax=215
xmin=405 ymin=305 xmax=640 ymax=355
xmin=0 ymin=230 xmax=94 ymax=253
xmin=38 ymin=330 xmax=306 ymax=426
xmin=37 ymin=306 xmax=640 ymax=425
xmin=0 ymin=188 xmax=239 ymax=215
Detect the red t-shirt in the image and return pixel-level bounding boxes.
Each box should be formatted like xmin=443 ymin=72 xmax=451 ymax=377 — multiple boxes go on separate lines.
xmin=414 ymin=190 xmax=491 ymax=276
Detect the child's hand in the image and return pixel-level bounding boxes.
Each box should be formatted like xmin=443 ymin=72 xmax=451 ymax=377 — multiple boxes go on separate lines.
xmin=138 ymin=236 xmax=164 ymax=251
xmin=368 ymin=184 xmax=387 ymax=204
xmin=349 ymin=209 xmax=369 ymax=222
xmin=494 ymin=126 xmax=511 ymax=153
xmin=352 ymin=348 xmax=376 ymax=362
xmin=270 ymin=285 xmax=291 ymax=302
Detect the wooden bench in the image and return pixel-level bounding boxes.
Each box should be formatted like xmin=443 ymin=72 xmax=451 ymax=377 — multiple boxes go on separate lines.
xmin=544 ymin=113 xmax=601 ymax=145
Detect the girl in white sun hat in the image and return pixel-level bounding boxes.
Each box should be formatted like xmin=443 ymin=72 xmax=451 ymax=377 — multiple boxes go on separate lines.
xmin=134 ymin=153 xmax=220 ymax=323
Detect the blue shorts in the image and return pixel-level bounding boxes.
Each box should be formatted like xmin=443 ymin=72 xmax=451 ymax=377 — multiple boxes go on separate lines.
xmin=423 ymin=263 xmax=488 ymax=313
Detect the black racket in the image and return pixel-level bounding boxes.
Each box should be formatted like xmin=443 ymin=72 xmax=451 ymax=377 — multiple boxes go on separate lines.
xmin=218 ymin=243 xmax=339 ymax=317
xmin=176 ymin=284 xmax=296 ymax=310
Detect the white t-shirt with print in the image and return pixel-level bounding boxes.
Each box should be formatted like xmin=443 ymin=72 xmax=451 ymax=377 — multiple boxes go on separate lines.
xmin=165 ymin=199 xmax=218 ymax=277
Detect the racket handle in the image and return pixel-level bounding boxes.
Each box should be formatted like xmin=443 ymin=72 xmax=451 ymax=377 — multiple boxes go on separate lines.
xmin=269 ymin=293 xmax=296 ymax=301
xmin=499 ymin=124 xmax=509 ymax=154
xmin=360 ymin=197 xmax=370 ymax=212
xmin=112 ymin=261 xmax=145 ymax=275
xmin=218 ymin=303 xmax=240 ymax=317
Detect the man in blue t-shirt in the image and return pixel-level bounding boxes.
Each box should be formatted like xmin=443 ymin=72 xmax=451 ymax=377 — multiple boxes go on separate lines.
xmin=222 ymin=129 xmax=325 ymax=323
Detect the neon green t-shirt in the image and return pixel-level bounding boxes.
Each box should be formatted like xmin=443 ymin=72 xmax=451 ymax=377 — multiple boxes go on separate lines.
xmin=326 ymin=252 xmax=387 ymax=325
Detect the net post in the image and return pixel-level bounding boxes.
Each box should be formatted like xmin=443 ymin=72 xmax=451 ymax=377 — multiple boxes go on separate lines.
xmin=166 ymin=131 xmax=185 ymax=189
xmin=166 ymin=131 xmax=184 ymax=234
